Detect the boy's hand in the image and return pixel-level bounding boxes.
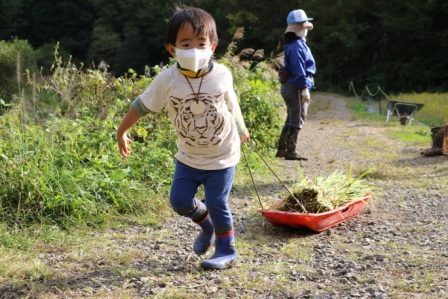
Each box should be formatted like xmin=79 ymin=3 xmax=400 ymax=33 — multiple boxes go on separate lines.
xmin=117 ymin=133 xmax=133 ymax=157
xmin=240 ymin=132 xmax=250 ymax=143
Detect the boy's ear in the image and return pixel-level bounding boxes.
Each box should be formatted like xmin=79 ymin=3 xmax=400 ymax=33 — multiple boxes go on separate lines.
xmin=166 ymin=44 xmax=176 ymax=57
xmin=211 ymin=42 xmax=218 ymax=52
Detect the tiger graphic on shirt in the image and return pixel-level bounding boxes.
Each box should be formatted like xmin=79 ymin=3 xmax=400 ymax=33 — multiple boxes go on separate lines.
xmin=169 ymin=92 xmax=228 ymax=148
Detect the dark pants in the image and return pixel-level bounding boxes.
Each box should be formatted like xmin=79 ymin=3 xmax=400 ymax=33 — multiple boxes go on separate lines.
xmin=280 ymin=82 xmax=308 ymax=129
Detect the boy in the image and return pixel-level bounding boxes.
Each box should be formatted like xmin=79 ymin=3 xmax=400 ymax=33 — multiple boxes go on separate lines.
xmin=116 ymin=7 xmax=249 ymax=270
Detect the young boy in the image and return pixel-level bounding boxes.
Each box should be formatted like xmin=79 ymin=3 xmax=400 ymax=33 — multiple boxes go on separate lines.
xmin=116 ymin=7 xmax=249 ymax=270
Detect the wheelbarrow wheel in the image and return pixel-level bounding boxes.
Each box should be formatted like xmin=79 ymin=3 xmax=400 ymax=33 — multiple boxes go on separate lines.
xmin=400 ymin=116 xmax=409 ymax=126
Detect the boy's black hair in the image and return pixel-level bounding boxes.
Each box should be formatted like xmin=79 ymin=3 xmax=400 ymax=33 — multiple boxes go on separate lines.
xmin=166 ymin=7 xmax=218 ymax=46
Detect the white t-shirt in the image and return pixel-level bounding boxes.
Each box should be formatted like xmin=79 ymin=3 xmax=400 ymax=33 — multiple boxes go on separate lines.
xmin=138 ymin=63 xmax=241 ymax=170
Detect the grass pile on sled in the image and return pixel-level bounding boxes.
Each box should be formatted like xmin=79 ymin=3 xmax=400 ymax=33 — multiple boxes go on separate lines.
xmin=258 ymin=167 xmax=373 ymax=232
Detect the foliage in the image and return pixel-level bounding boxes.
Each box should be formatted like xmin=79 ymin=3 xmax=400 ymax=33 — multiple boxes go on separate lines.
xmin=231 ymin=65 xmax=283 ymax=151
xmin=0 ymin=47 xmax=177 ymax=227
xmin=0 ymin=45 xmax=281 ymax=227
xmin=87 ymin=0 xmax=178 ymax=74
xmin=2 ymin=0 xmax=448 ymax=92
xmin=0 ymin=99 xmax=174 ymax=227
xmin=0 ymin=38 xmax=37 ymax=103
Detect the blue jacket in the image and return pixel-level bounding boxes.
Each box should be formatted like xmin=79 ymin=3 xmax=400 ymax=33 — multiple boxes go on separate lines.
xmin=281 ymin=37 xmax=316 ymax=90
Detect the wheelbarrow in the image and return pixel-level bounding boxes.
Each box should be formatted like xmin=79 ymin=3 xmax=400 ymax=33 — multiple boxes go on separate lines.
xmin=385 ymin=100 xmax=424 ymax=126
xmin=242 ymin=142 xmax=372 ymax=233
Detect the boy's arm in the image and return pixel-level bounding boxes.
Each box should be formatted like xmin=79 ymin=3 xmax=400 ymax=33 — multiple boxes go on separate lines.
xmin=230 ymin=104 xmax=250 ymax=143
xmin=117 ymin=106 xmax=142 ymax=157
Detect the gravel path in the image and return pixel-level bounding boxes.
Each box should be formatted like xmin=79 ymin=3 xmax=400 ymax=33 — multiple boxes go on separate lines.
xmin=1 ymin=94 xmax=447 ymax=299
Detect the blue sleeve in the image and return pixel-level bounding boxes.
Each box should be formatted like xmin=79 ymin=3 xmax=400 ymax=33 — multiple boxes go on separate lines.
xmin=284 ymin=40 xmax=316 ymax=90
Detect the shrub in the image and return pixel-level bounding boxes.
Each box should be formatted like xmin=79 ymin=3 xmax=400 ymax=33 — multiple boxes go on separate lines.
xmin=0 ymin=39 xmax=38 ymax=104
xmin=0 ymin=48 xmax=283 ymax=227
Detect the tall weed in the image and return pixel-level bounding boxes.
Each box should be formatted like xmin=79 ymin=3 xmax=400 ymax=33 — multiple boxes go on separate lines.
xmin=1 ymin=49 xmax=174 ymax=227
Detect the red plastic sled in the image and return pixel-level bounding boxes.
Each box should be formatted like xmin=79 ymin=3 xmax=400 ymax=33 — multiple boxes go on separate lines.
xmin=258 ymin=193 xmax=372 ymax=232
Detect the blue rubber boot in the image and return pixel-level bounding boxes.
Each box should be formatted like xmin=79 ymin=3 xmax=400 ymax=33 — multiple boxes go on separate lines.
xmin=200 ymin=231 xmax=237 ymax=270
xmin=193 ymin=213 xmax=215 ymax=256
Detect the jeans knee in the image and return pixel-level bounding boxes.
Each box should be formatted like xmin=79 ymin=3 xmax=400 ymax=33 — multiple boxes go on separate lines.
xmin=172 ymin=206 xmax=194 ymax=217
xmin=170 ymin=197 xmax=206 ymax=220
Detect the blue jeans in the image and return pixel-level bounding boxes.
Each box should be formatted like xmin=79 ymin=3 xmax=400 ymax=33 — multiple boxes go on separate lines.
xmin=169 ymin=161 xmax=235 ymax=235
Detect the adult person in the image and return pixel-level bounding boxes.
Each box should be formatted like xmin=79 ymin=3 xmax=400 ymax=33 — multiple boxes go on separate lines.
xmin=276 ymin=9 xmax=316 ymax=160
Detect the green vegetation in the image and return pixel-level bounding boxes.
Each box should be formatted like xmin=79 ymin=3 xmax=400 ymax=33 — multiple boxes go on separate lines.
xmin=0 ymin=39 xmax=38 ymax=103
xmin=0 ymin=46 xmax=283 ymax=229
xmin=2 ymin=47 xmax=444 ymax=228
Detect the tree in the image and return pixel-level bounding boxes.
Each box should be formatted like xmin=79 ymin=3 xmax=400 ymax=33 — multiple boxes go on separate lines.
xmin=0 ymin=0 xmax=447 ymax=92
xmin=114 ymin=23 xmax=147 ymax=74
xmin=0 ymin=0 xmax=28 ymax=40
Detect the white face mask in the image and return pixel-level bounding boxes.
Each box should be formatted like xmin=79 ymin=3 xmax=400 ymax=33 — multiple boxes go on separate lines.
xmin=174 ymin=47 xmax=213 ymax=72
xmin=297 ymin=28 xmax=308 ymax=38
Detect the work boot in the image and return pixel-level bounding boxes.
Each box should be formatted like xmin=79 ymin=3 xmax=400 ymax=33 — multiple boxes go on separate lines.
xmin=421 ymin=126 xmax=444 ymax=157
xmin=284 ymin=127 xmax=308 ymax=160
xmin=275 ymin=126 xmax=289 ymax=158
xmin=193 ymin=213 xmax=215 ymax=256
xmin=200 ymin=231 xmax=237 ymax=270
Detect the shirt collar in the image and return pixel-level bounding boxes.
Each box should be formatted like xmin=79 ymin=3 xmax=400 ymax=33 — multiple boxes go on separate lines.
xmin=177 ymin=61 xmax=214 ymax=78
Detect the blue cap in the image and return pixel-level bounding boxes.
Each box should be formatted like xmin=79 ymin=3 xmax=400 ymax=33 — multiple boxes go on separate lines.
xmin=287 ymin=9 xmax=313 ymax=24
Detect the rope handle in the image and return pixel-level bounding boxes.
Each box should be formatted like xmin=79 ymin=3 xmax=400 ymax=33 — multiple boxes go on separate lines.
xmin=241 ymin=141 xmax=307 ymax=212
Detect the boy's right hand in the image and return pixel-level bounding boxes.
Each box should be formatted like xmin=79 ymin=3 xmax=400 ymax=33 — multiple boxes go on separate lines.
xmin=116 ymin=107 xmax=141 ymax=157
xmin=117 ymin=133 xmax=133 ymax=157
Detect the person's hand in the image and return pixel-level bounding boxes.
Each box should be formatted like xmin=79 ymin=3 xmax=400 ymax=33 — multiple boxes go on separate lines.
xmin=240 ymin=132 xmax=250 ymax=143
xmin=301 ymin=88 xmax=311 ymax=102
xmin=117 ymin=132 xmax=133 ymax=157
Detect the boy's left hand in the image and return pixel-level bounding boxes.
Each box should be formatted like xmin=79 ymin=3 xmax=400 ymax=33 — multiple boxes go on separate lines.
xmin=240 ymin=132 xmax=250 ymax=143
